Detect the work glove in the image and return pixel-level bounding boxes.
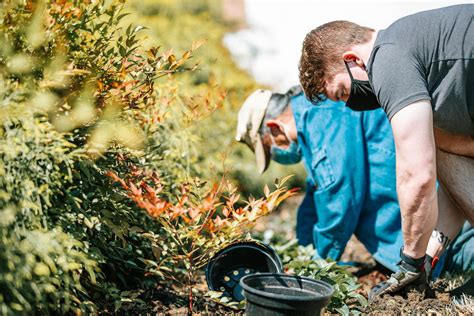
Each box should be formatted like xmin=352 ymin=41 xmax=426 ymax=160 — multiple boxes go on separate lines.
xmin=424 ymin=254 xmax=440 ymax=281
xmin=368 ymin=248 xmax=432 ymax=303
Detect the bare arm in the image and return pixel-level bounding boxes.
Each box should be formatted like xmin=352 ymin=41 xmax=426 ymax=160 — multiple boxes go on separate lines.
xmin=434 ymin=127 xmax=474 ymax=157
xmin=390 ymin=100 xmax=438 ymax=259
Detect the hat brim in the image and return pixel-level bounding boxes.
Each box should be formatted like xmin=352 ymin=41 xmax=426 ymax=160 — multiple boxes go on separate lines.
xmin=254 ymin=134 xmax=270 ymax=174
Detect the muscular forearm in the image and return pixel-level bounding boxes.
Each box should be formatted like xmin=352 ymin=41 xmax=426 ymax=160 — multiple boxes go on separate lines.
xmin=397 ymin=165 xmax=438 ymax=258
xmin=391 ymin=101 xmax=440 ymax=259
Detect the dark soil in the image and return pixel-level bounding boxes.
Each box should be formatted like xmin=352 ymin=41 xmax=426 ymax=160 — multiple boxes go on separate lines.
xmin=365 ymin=290 xmax=454 ymax=315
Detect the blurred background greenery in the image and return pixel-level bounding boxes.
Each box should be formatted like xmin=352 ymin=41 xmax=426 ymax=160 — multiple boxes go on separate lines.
xmin=0 ymin=0 xmax=304 ymax=314
xmin=125 ymin=0 xmax=306 ymax=197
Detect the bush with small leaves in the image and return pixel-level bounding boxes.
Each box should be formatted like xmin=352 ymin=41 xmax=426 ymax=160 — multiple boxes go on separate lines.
xmin=109 ymin=170 xmax=297 ymax=311
xmin=276 ymin=241 xmax=368 ymax=315
xmin=0 ymin=0 xmax=219 ymax=314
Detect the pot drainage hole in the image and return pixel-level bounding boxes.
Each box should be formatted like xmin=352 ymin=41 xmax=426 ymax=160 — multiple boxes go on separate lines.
xmin=220 ymin=267 xmax=256 ymax=301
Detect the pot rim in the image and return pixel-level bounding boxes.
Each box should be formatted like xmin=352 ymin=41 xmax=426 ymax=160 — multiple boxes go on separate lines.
xmin=205 ymin=240 xmax=283 ymax=290
xmin=240 ymin=273 xmax=334 ymax=302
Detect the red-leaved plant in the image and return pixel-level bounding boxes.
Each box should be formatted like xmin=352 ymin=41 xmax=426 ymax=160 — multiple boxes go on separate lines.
xmin=107 ymin=170 xmax=297 ymax=312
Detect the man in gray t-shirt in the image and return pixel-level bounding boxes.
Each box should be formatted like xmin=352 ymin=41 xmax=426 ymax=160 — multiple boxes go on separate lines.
xmin=298 ymin=5 xmax=473 ymax=300
xmin=368 ymin=5 xmax=474 ymax=136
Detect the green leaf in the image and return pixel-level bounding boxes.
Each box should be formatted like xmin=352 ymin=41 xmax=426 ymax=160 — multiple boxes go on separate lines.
xmin=119 ymin=45 xmax=126 ymax=57
xmin=117 ymin=13 xmax=130 ymax=21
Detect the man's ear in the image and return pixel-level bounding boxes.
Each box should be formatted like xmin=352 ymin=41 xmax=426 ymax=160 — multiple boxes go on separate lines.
xmin=342 ymin=51 xmax=365 ymax=67
xmin=266 ymin=120 xmax=284 ymax=136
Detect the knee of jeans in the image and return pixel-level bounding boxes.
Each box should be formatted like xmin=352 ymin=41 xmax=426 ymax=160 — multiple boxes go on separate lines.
xmin=444 ymin=225 xmax=474 ymax=274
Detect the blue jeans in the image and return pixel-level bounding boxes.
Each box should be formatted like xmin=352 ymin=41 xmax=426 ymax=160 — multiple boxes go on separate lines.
xmin=434 ymin=222 xmax=474 ymax=277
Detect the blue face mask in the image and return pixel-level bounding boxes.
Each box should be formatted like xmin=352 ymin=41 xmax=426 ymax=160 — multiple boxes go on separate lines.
xmin=271 ymin=141 xmax=302 ymax=165
xmin=269 ymin=123 xmax=302 ymax=165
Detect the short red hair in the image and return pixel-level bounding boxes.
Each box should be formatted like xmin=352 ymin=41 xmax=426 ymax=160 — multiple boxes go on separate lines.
xmin=299 ymin=21 xmax=374 ymax=103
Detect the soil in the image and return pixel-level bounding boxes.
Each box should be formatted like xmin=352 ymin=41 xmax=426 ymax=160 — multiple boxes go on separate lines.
xmin=365 ymin=291 xmax=465 ymax=315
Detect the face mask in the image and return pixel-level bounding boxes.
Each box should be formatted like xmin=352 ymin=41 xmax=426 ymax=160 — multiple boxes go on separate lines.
xmin=271 ymin=141 xmax=302 ymax=165
xmin=344 ymin=61 xmax=381 ymax=111
xmin=269 ymin=123 xmax=302 ymax=165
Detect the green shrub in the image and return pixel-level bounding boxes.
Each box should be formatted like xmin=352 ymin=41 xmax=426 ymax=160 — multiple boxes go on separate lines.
xmin=0 ymin=0 xmax=304 ymax=314
xmin=126 ymin=0 xmax=306 ymax=198
xmin=0 ymin=0 xmax=205 ymax=313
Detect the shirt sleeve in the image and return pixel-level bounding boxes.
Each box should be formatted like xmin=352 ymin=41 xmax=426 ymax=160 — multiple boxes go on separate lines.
xmin=309 ymin=110 xmax=367 ymax=260
xmin=370 ymin=45 xmax=431 ymax=121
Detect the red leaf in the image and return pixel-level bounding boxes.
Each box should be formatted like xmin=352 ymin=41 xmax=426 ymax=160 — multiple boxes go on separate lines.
xmin=129 ymin=183 xmax=142 ymax=197
xmin=188 ymin=208 xmax=200 ymax=220
xmin=222 ymin=208 xmax=230 ymax=217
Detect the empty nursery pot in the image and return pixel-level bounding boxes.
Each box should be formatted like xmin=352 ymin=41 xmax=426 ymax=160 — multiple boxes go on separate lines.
xmin=240 ymin=273 xmax=334 ymax=316
xmin=205 ymin=241 xmax=283 ymax=302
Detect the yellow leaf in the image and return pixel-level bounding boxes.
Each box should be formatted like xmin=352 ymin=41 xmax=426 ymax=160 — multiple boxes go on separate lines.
xmin=34 ymin=262 xmax=50 ymax=276
xmin=8 ymin=54 xmax=34 ymax=74
xmin=192 ymin=39 xmax=206 ymax=51
xmin=182 ymin=50 xmax=192 ymax=60
xmin=263 ymin=184 xmax=270 ymax=197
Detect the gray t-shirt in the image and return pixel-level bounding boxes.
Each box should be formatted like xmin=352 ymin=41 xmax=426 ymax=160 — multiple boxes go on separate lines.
xmin=367 ymin=4 xmax=474 ymax=135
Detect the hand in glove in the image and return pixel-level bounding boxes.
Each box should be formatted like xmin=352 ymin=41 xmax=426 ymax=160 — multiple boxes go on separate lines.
xmin=424 ymin=254 xmax=440 ymax=281
xmin=368 ymin=248 xmax=434 ymax=302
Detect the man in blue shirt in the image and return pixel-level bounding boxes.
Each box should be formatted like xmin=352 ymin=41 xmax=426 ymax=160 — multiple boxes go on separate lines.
xmin=236 ymin=86 xmax=472 ymax=276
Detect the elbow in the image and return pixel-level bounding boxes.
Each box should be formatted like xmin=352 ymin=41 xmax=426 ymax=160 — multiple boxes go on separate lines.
xmin=413 ymin=171 xmax=436 ymax=194
xmin=399 ymin=165 xmax=436 ymax=195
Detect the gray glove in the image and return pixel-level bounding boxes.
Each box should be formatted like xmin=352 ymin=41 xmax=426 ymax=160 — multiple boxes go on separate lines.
xmin=368 ymin=248 xmax=432 ymax=302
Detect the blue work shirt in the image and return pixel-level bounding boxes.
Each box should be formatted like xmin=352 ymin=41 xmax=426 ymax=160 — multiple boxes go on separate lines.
xmin=291 ymin=94 xmax=403 ymax=272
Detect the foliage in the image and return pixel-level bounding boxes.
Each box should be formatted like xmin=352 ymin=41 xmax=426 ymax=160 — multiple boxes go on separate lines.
xmin=0 ymin=0 xmax=299 ymax=314
xmin=109 ymin=170 xmax=297 ymax=311
xmin=125 ymin=0 xmax=306 ymax=197
xmin=0 ymin=0 xmax=214 ymax=314
xmin=0 ymin=226 xmax=98 ymax=314
xmin=276 ymin=240 xmax=368 ymax=315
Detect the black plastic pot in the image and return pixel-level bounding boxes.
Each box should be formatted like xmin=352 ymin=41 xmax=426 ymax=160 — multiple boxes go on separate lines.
xmin=240 ymin=273 xmax=334 ymax=316
xmin=205 ymin=241 xmax=282 ymax=302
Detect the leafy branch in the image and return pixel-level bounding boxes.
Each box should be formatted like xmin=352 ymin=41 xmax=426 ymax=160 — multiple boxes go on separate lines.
xmin=108 ymin=170 xmax=297 ymax=312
